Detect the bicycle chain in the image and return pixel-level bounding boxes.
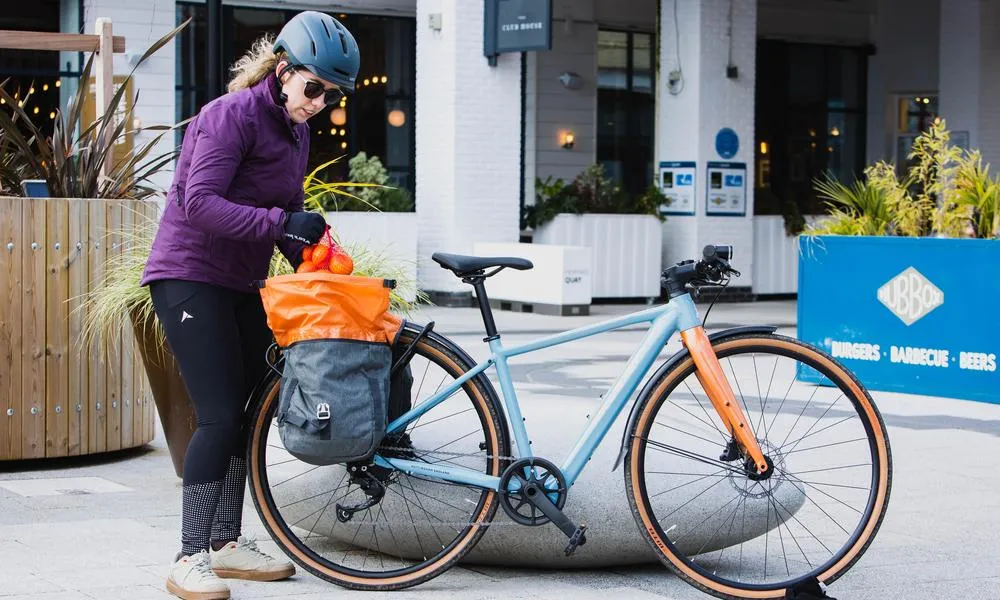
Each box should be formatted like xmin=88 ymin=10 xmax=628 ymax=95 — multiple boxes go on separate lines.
xmin=324 ymin=445 xmax=529 ymax=528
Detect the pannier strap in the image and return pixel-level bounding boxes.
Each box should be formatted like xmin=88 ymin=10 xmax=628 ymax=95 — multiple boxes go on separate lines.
xmin=283 ymin=412 xmax=330 ymax=435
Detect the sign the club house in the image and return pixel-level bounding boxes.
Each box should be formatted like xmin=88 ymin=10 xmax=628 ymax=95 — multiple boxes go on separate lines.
xmin=484 ymin=0 xmax=553 ymax=66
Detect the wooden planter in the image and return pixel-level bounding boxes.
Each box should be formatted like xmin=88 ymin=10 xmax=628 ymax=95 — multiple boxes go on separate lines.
xmin=0 ymin=197 xmax=156 ymax=460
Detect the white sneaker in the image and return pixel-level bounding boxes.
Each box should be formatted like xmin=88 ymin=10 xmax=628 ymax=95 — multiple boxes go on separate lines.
xmin=210 ymin=536 xmax=296 ymax=582
xmin=166 ymin=550 xmax=231 ymax=600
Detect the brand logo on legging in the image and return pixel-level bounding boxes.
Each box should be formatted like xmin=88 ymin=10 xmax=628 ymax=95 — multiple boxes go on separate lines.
xmin=181 ymin=311 xmax=194 ymax=323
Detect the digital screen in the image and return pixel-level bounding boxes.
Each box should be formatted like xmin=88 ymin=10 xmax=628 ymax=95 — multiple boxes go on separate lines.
xmin=710 ymin=172 xmax=723 ymax=189
xmin=662 ymin=172 xmax=674 ymax=188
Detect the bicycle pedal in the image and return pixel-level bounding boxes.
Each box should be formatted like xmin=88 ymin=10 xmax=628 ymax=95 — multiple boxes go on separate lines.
xmin=563 ymin=524 xmax=587 ymax=556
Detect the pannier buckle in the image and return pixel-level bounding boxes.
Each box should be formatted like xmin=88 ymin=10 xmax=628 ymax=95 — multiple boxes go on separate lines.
xmin=316 ymin=402 xmax=331 ymax=420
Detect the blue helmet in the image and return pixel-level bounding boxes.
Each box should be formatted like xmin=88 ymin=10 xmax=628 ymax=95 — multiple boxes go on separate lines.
xmin=273 ymin=11 xmax=360 ymax=93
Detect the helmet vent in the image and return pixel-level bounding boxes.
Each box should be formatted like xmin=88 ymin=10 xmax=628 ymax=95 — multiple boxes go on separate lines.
xmin=339 ymin=32 xmax=348 ymax=55
xmin=311 ymin=40 xmax=317 ymax=56
xmin=334 ymin=68 xmax=351 ymax=77
xmin=321 ymin=19 xmax=331 ymax=39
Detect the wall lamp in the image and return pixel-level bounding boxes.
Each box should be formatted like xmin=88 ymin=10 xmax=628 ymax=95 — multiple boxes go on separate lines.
xmin=561 ymin=132 xmax=575 ymax=150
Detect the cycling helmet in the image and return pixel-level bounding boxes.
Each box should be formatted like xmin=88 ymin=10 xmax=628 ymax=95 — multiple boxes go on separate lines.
xmin=273 ymin=11 xmax=360 ymax=93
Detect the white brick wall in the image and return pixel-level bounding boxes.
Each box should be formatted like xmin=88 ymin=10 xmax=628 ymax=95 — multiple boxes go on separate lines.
xmin=415 ymin=0 xmax=522 ymax=294
xmin=84 ymin=0 xmax=177 ymax=194
xmin=658 ymin=0 xmax=757 ymax=285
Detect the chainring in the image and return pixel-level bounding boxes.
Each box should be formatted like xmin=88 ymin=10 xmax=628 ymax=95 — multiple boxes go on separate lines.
xmin=498 ymin=457 xmax=568 ymax=526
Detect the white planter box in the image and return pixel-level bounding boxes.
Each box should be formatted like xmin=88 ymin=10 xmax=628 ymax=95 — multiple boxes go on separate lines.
xmin=751 ymin=215 xmax=822 ymax=295
xmin=324 ymin=211 xmax=418 ymax=302
xmin=532 ymin=214 xmax=662 ymax=299
xmin=473 ymin=242 xmax=592 ymax=315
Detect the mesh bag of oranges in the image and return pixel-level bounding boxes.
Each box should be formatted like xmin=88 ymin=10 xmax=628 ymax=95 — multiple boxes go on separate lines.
xmin=258 ymin=231 xmax=403 ymax=466
xmin=296 ymin=227 xmax=355 ymax=275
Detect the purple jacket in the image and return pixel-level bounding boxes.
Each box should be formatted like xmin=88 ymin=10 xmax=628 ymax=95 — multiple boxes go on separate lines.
xmin=141 ymin=73 xmax=310 ymax=292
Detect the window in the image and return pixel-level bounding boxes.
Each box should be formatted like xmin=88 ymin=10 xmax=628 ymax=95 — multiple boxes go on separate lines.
xmin=755 ymin=40 xmax=868 ymax=216
xmin=597 ymin=30 xmax=656 ymax=198
xmin=0 ymin=0 xmax=81 ymax=139
xmin=174 ymin=4 xmax=416 ymax=195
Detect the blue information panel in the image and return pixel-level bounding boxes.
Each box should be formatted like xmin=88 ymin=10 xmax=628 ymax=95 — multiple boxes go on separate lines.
xmin=797 ymin=236 xmax=1000 ymax=403
xmin=658 ymin=161 xmax=696 ymax=215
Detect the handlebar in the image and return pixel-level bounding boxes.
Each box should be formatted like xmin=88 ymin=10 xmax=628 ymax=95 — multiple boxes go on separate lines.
xmin=661 ymin=244 xmax=741 ymax=299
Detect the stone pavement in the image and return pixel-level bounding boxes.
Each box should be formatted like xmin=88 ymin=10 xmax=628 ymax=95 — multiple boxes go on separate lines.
xmin=1 ymin=300 xmax=999 ymax=599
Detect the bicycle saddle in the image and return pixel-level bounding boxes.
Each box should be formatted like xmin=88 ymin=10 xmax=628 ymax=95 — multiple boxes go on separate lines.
xmin=432 ymin=252 xmax=533 ymax=276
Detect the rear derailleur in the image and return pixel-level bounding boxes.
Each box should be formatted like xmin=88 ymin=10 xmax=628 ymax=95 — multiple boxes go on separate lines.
xmin=335 ymin=463 xmax=391 ymax=523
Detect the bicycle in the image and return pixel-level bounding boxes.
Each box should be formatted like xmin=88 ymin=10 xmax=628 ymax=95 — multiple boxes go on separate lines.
xmin=245 ymin=244 xmax=892 ymax=599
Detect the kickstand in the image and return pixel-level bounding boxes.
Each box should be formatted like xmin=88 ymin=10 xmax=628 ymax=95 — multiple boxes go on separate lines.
xmin=786 ymin=579 xmax=836 ymax=600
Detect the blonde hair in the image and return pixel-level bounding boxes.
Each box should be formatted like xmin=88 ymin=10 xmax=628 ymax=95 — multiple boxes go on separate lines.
xmin=227 ymin=35 xmax=283 ymax=92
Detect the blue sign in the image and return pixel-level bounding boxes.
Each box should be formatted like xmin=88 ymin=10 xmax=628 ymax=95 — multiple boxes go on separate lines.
xmin=677 ymin=173 xmax=693 ymax=186
xmin=724 ymin=174 xmax=743 ymax=187
xmin=715 ymin=128 xmax=739 ymax=159
xmin=797 ymin=236 xmax=1000 ymax=403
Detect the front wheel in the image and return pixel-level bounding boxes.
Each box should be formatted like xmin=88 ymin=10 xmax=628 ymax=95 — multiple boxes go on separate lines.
xmin=625 ymin=333 xmax=891 ymax=599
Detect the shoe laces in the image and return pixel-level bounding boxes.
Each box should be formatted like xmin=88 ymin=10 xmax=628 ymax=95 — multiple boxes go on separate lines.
xmin=236 ymin=537 xmax=272 ymax=562
xmin=188 ymin=551 xmax=217 ymax=577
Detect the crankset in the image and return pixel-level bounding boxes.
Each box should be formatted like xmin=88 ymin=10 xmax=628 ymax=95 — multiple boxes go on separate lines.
xmin=499 ymin=458 xmax=588 ymax=556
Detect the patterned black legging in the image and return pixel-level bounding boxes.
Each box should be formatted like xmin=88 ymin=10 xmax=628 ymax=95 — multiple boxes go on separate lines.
xmin=150 ymin=279 xmax=274 ymax=557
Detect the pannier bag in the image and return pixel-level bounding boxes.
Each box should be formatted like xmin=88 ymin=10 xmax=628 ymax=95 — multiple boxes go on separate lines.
xmin=259 ymin=272 xmax=402 ymax=465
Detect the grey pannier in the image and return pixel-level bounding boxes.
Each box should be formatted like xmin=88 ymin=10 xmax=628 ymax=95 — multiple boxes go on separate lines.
xmin=259 ymin=272 xmax=403 ymax=466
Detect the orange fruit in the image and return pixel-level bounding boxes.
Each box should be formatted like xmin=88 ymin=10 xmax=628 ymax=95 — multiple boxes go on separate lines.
xmin=311 ymin=244 xmax=331 ymax=268
xmin=296 ymin=261 xmax=318 ymax=273
xmin=328 ymin=251 xmax=354 ymax=275
xmin=302 ymin=246 xmax=313 ymax=263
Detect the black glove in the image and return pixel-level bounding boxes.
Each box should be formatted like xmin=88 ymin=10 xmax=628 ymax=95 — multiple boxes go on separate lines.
xmin=283 ymin=211 xmax=326 ymax=245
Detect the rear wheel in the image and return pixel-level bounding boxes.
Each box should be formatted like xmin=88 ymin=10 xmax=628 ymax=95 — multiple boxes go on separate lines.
xmin=625 ymin=333 xmax=891 ymax=599
xmin=247 ymin=323 xmax=510 ymax=590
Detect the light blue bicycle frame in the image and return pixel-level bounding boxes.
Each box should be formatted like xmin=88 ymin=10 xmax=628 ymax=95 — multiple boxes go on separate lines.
xmin=373 ymin=293 xmax=703 ymax=493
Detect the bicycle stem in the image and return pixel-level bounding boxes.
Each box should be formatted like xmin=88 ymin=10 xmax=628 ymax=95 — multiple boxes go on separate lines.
xmin=680 ymin=326 xmax=769 ymax=474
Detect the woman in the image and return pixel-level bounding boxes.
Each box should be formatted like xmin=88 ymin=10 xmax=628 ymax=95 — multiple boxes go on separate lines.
xmin=140 ymin=11 xmax=360 ymax=600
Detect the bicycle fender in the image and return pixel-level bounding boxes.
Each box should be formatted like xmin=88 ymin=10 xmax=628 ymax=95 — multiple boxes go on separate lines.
xmin=611 ymin=325 xmax=777 ymax=471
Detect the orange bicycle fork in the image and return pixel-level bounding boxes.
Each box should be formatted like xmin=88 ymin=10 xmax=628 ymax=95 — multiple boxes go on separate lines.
xmin=680 ymin=326 xmax=769 ymax=475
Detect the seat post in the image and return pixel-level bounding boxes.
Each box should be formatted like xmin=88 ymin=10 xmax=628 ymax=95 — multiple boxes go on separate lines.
xmin=465 ymin=276 xmax=499 ymax=340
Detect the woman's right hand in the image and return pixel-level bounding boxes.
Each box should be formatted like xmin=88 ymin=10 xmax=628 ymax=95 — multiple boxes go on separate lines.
xmin=283 ymin=211 xmax=326 ymax=244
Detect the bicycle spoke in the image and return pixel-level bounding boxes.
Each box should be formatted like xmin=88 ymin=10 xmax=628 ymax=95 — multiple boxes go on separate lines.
xmin=654 ymin=420 xmax=727 ymax=447
xmin=780 ymin=394 xmax=846 ymax=454
xmin=668 ymin=393 xmax=729 ymax=445
xmin=783 ymin=437 xmax=869 ymax=456
xmin=649 ymin=469 xmax=727 ymax=500
xmin=681 ymin=381 xmax=732 ymax=442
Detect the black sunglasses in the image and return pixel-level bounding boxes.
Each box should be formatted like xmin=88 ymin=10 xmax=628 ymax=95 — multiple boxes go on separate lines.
xmin=295 ymin=71 xmax=344 ymax=106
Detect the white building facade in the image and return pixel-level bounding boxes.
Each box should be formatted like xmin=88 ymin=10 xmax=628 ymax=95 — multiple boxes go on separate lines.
xmin=13 ymin=0 xmax=997 ymax=301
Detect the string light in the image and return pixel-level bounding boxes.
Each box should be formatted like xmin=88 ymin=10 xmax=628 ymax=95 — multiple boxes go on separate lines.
xmin=329 ymin=128 xmax=335 ymax=135
xmin=341 ymin=142 xmax=347 ymax=149
xmin=339 ymin=128 xmax=345 ymax=136
xmin=33 ymin=107 xmax=39 ymax=114
xmin=363 ymin=78 xmax=370 ymax=86
xmin=29 ymin=87 xmax=35 ymax=94
xmin=317 ymin=130 xmax=323 ymax=135
xmin=0 ymin=98 xmax=4 ymax=104
xmin=55 ymin=80 xmax=61 ymax=87
xmin=380 ymin=76 xmax=387 ymax=84
xmin=42 ymin=84 xmax=49 ymax=91
xmin=49 ymin=111 xmax=56 ymax=119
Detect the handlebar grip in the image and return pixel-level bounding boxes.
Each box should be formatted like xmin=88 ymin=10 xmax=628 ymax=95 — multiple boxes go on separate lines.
xmin=703 ymin=244 xmax=734 ymax=262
